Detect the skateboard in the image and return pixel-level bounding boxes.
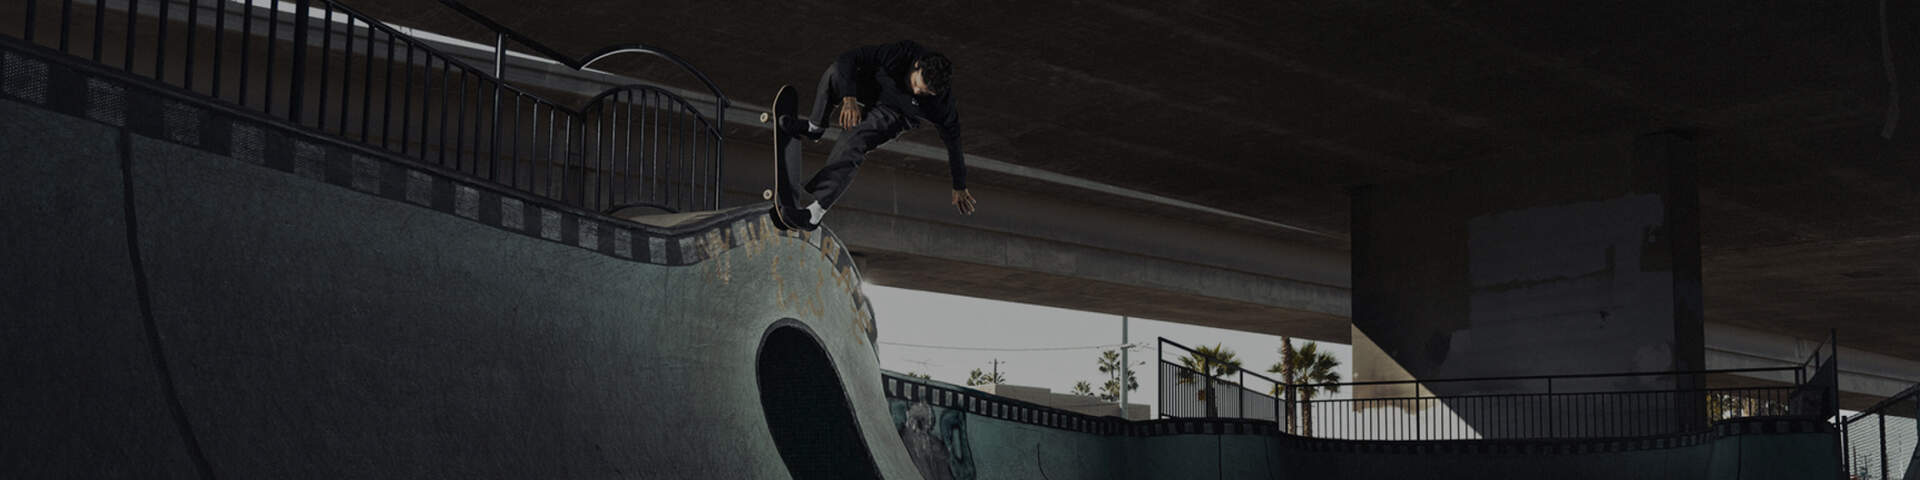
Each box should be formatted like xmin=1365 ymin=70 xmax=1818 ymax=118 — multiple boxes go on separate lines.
xmin=760 ymin=85 xmax=813 ymax=231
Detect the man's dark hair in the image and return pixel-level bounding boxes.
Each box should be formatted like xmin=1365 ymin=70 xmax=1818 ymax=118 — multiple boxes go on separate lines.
xmin=914 ymin=52 xmax=953 ymax=94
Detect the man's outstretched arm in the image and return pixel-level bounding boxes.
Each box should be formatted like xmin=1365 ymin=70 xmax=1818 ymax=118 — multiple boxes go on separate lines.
xmin=938 ymin=111 xmax=976 ymax=215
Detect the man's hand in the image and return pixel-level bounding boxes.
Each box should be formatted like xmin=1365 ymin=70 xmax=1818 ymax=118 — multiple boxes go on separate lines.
xmin=838 ymin=97 xmax=862 ymax=129
xmin=951 ymin=189 xmax=977 ymax=215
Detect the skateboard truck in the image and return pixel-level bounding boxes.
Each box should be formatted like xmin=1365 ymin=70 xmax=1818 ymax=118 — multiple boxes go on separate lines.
xmin=760 ymin=113 xmax=776 ymax=201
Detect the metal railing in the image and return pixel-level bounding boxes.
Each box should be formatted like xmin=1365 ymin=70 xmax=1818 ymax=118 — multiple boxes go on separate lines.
xmin=433 ymin=0 xmax=730 ymax=214
xmin=1155 ymin=339 xmax=1287 ymax=423
xmin=5 ymin=0 xmax=726 ymax=214
xmin=1300 ymin=371 xmax=1795 ymax=441
xmin=1843 ymin=384 xmax=1918 ymax=480
xmin=1158 ymin=336 xmax=1829 ymax=441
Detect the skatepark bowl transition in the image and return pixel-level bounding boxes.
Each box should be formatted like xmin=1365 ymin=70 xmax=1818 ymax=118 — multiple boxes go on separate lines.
xmin=0 ymin=1 xmax=1898 ymax=479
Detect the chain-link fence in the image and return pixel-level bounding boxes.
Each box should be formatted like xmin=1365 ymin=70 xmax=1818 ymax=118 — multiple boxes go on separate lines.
xmin=1845 ymin=386 xmax=1918 ymax=480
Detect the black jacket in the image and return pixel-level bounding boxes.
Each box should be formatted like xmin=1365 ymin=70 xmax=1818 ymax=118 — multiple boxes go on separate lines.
xmin=833 ymin=40 xmax=966 ymax=190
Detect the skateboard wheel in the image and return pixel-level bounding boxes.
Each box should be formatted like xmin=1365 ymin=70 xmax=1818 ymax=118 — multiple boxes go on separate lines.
xmin=763 ymin=189 xmax=773 ymax=200
xmin=759 ymin=112 xmax=770 ymax=123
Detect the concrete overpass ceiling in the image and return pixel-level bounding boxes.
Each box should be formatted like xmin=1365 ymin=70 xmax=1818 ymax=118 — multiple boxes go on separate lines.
xmin=361 ymin=1 xmax=1920 ymax=358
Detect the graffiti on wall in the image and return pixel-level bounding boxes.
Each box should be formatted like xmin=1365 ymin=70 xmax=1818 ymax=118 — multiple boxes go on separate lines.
xmin=892 ymin=400 xmax=976 ymax=480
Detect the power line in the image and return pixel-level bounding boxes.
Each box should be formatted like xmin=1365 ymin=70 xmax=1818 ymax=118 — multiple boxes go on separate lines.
xmin=878 ymin=341 xmax=1149 ymax=352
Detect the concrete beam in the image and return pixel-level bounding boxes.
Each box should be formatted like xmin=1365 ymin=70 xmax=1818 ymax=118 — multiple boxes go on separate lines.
xmin=353 ymin=19 xmax=1920 ymax=400
xmin=1704 ymin=323 xmax=1920 ymax=408
xmin=125 ymin=7 xmax=1351 ymax=340
xmin=403 ymin=28 xmax=1363 ymax=340
xmin=717 ymin=138 xmax=1354 ymax=343
xmin=408 ymin=24 xmax=1348 ymax=249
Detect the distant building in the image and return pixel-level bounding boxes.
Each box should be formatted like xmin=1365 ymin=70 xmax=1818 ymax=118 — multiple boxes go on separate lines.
xmin=974 ymin=384 xmax=1149 ymax=421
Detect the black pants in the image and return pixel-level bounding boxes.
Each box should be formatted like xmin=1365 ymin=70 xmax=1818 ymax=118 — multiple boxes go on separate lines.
xmin=804 ymin=65 xmax=910 ymax=209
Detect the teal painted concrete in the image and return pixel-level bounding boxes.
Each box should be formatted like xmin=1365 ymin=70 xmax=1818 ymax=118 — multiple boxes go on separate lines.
xmin=0 ymin=95 xmax=920 ymax=479
xmin=888 ymin=393 xmax=1839 ymax=479
xmin=1287 ymin=440 xmax=1712 ymax=478
xmin=1705 ymin=434 xmax=1839 ymax=480
xmin=1 ymin=95 xmax=204 ymax=478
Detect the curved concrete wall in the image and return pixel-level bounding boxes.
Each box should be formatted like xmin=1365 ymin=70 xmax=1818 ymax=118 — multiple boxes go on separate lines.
xmin=0 ymin=43 xmax=920 ymax=479
xmin=884 ymin=376 xmax=1838 ymax=479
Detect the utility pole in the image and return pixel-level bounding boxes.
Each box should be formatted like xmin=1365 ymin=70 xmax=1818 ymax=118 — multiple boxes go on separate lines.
xmin=1119 ymin=315 xmax=1130 ymax=419
xmin=989 ymin=358 xmax=1006 ymax=383
xmin=902 ymin=358 xmax=938 ymax=378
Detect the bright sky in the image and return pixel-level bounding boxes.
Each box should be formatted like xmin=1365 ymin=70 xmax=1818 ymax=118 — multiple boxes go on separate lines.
xmin=865 ymin=284 xmax=1354 ymax=418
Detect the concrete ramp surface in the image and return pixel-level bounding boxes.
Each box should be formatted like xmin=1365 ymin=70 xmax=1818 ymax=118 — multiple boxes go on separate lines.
xmin=0 ymin=53 xmax=920 ymax=478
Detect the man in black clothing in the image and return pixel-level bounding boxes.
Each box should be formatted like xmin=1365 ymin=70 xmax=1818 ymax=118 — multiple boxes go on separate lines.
xmin=778 ymin=40 xmax=977 ymax=229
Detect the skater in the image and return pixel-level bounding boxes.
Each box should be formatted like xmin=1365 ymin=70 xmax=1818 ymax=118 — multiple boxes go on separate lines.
xmin=778 ymin=40 xmax=977 ymax=229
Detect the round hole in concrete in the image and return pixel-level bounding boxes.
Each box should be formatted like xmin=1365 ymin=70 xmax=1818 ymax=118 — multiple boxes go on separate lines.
xmin=755 ymin=322 xmax=881 ymax=480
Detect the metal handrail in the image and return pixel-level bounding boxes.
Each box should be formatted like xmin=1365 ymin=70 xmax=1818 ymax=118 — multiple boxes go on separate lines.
xmin=1845 ymin=383 xmax=1919 ymax=424
xmin=5 ymin=0 xmax=727 ymax=213
xmin=1312 ymin=367 xmax=1799 ymax=389
xmin=1157 ymin=336 xmax=1825 ymax=441
xmin=433 ymin=0 xmax=731 ymax=111
xmin=1162 ymin=336 xmax=1797 ymax=391
xmin=432 ymin=0 xmax=728 ymax=211
xmin=1158 ymin=336 xmax=1285 ymax=386
xmin=1308 ymin=385 xmax=1799 ymax=403
xmin=327 ymin=0 xmax=577 ymax=113
xmin=582 ymin=84 xmax=720 ymax=132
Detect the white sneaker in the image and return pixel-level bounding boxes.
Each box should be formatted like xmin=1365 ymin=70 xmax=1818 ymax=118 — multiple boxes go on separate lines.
xmin=805 ymin=202 xmax=829 ymax=226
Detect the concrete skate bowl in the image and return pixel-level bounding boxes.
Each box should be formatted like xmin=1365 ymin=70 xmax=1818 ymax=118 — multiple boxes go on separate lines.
xmin=0 ymin=43 xmax=923 ymax=479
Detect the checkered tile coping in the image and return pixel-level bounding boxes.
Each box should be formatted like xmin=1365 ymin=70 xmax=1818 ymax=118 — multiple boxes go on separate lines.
xmin=0 ymin=38 xmax=876 ymax=342
xmin=882 ymin=373 xmax=1835 ymax=455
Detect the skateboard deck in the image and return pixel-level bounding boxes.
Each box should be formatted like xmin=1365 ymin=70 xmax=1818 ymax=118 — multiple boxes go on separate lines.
xmin=761 ymin=85 xmax=810 ymax=231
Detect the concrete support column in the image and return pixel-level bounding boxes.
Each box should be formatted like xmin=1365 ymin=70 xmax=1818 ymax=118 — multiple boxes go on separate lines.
xmin=1350 ymin=131 xmax=1703 ymax=437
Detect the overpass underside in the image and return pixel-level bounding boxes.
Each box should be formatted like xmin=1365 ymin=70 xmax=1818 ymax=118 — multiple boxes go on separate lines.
xmin=0 ymin=1 xmax=1907 ymax=478
xmin=8 ymin=0 xmax=1914 ymax=422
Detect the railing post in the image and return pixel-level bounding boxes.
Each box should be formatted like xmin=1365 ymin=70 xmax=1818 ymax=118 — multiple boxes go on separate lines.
xmin=1119 ymin=316 xmax=1129 ymax=419
xmin=1547 ymin=377 xmax=1555 ymax=438
xmin=24 ymin=0 xmax=37 ymax=45
xmin=1877 ymin=412 xmax=1888 ymax=480
xmin=288 ymin=0 xmax=312 ymax=123
xmin=714 ymin=102 xmax=725 ymax=210
xmin=1156 ymin=339 xmax=1162 ymax=418
xmin=491 ymin=33 xmax=504 ymax=176
xmin=1838 ymin=417 xmax=1848 ymax=476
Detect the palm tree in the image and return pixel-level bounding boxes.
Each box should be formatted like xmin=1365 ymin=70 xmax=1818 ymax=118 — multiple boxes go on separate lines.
xmin=966 ymin=368 xmax=1006 ymax=386
xmin=1175 ymin=344 xmax=1242 ymax=417
xmin=1071 ymin=381 xmax=1096 ymax=397
xmin=1268 ymin=341 xmax=1341 ymax=436
xmin=1277 ymin=336 xmax=1297 ymax=433
xmin=1096 ymin=349 xmax=1140 ymax=402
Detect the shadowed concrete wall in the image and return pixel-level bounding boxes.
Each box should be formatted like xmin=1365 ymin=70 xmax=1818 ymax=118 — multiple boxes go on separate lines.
xmin=0 ymin=84 xmax=920 ymax=478
xmin=1350 ymin=133 xmax=1705 ymax=435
